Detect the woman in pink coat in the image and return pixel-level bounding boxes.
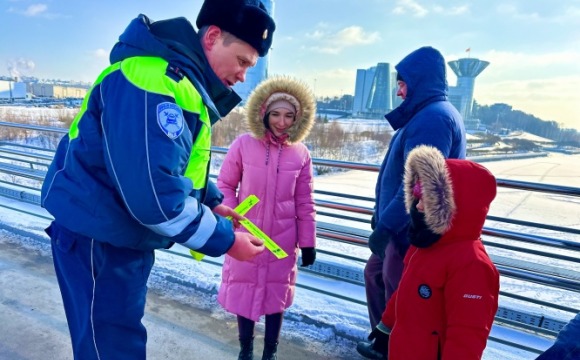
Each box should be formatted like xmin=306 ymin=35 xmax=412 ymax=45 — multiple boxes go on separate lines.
xmin=217 ymin=76 xmax=317 ymax=360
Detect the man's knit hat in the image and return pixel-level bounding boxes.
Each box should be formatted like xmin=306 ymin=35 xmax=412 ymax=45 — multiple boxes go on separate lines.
xmin=196 ymin=0 xmax=276 ymax=57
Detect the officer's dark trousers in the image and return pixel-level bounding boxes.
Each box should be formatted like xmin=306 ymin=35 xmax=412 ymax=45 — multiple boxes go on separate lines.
xmin=47 ymin=221 xmax=154 ymax=360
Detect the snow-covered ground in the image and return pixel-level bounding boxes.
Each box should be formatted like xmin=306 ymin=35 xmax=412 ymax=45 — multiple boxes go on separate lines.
xmin=0 ymin=152 xmax=578 ymax=359
xmin=0 ymin=110 xmax=578 ymax=358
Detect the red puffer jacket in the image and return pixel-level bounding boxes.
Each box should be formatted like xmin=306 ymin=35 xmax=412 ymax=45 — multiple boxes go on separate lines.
xmin=382 ymin=145 xmax=500 ymax=360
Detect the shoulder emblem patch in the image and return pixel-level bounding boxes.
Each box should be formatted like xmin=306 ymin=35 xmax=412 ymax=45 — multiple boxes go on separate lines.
xmin=157 ymin=102 xmax=184 ymax=140
xmin=418 ymin=284 xmax=432 ymax=299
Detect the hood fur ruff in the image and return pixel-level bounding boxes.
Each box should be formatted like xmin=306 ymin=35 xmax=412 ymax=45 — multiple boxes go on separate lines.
xmin=404 ymin=145 xmax=455 ymax=235
xmin=245 ymin=76 xmax=316 ymax=144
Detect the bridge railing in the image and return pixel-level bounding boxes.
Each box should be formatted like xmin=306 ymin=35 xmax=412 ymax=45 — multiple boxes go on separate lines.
xmin=0 ymin=120 xmax=579 ymax=355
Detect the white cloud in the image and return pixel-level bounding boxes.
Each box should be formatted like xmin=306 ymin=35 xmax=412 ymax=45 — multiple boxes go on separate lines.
xmin=307 ymin=26 xmax=381 ymax=54
xmin=303 ymin=68 xmax=355 ymax=97
xmin=7 ymin=3 xmax=65 ymax=19
xmin=393 ymin=1 xmax=469 ymax=17
xmin=23 ymin=3 xmax=48 ymax=17
xmin=476 ymin=75 xmax=580 ymax=128
xmin=496 ymin=4 xmax=541 ymax=21
xmin=433 ymin=4 xmax=470 ymax=15
xmin=7 ymin=58 xmax=36 ymax=78
xmin=92 ymin=49 xmax=108 ymax=59
xmin=443 ymin=48 xmax=580 ymax=128
xmin=392 ymin=0 xmax=429 ymax=17
xmin=565 ymin=6 xmax=580 ymax=17
xmin=482 ymin=49 xmax=580 ymax=69
xmin=333 ymin=26 xmax=381 ymax=46
xmin=306 ymin=30 xmax=326 ymax=40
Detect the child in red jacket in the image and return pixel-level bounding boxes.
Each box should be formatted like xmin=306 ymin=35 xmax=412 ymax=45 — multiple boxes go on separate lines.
xmin=358 ymin=145 xmax=500 ymax=360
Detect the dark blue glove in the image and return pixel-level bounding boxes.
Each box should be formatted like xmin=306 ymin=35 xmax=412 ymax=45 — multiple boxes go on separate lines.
xmin=357 ymin=322 xmax=390 ymax=359
xmin=367 ymin=322 xmax=390 ymax=357
xmin=300 ymin=247 xmax=316 ymax=267
xmin=370 ymin=212 xmax=376 ymax=230
xmin=368 ymin=229 xmax=393 ymax=260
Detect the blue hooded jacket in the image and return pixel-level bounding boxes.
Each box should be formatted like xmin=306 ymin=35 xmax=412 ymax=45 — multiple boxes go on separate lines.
xmin=375 ymin=46 xmax=466 ymax=248
xmin=41 ymin=15 xmax=240 ymax=253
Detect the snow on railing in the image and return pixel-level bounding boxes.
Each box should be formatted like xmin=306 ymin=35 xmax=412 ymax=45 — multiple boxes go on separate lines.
xmin=0 ymin=121 xmax=579 ymax=356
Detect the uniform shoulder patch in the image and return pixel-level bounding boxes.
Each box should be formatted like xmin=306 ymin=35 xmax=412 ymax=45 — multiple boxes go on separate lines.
xmin=157 ymin=102 xmax=184 ymax=140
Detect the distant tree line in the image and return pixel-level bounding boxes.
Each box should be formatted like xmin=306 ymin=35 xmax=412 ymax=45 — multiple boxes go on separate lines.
xmin=212 ymin=108 xmax=392 ymax=174
xmin=472 ymin=102 xmax=580 ymax=147
xmin=316 ymin=94 xmax=354 ymax=111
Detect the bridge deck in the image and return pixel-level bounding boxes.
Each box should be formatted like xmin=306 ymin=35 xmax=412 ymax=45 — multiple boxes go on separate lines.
xmin=0 ymin=234 xmax=349 ymax=360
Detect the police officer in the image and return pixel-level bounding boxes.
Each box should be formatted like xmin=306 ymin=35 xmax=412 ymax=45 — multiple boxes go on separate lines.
xmin=41 ymin=1 xmax=275 ymax=358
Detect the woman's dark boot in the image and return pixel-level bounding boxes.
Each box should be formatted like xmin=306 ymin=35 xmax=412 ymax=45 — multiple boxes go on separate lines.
xmin=238 ymin=337 xmax=254 ymax=360
xmin=261 ymin=341 xmax=278 ymax=360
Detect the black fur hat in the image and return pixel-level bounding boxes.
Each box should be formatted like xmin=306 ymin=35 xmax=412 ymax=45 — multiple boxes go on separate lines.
xmin=196 ymin=0 xmax=276 ymax=57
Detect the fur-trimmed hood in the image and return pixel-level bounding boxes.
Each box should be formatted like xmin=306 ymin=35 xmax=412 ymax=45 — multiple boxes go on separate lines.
xmin=404 ymin=145 xmax=497 ymax=241
xmin=245 ymin=76 xmax=316 ymax=144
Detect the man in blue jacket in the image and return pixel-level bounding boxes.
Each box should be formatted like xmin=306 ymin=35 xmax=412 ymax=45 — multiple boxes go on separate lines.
xmin=358 ymin=46 xmax=467 ymax=358
xmin=40 ymin=1 xmax=275 ymax=359
xmin=536 ymin=312 xmax=580 ymax=360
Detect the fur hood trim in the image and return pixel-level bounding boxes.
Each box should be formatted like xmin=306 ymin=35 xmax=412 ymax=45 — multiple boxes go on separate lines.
xmin=245 ymin=76 xmax=316 ymax=144
xmin=404 ymin=145 xmax=455 ymax=234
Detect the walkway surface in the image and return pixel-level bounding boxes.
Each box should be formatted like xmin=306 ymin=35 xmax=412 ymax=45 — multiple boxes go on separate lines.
xmin=0 ymin=235 xmax=354 ymax=360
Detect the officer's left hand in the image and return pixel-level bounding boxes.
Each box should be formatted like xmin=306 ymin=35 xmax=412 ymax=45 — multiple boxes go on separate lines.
xmin=212 ymin=204 xmax=244 ymax=228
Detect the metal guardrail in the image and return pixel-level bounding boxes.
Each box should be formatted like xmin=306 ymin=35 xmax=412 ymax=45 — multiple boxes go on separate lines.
xmin=0 ymin=121 xmax=579 ymax=355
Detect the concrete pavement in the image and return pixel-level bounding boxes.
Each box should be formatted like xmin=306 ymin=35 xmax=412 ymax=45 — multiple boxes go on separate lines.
xmin=0 ymin=233 xmax=357 ymax=360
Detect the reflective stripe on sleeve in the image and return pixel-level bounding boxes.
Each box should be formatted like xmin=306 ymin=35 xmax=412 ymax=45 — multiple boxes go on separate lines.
xmin=180 ymin=204 xmax=217 ymax=250
xmin=145 ymin=196 xmax=200 ymax=237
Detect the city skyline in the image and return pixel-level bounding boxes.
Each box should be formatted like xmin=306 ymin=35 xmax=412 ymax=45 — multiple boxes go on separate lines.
xmin=1 ymin=0 xmax=579 ymax=129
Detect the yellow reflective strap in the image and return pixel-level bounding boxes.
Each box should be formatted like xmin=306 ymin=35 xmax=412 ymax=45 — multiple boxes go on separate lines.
xmin=239 ymin=219 xmax=288 ymax=259
xmin=190 ymin=195 xmax=288 ymax=260
xmin=190 ymin=195 xmax=261 ymax=261
xmin=69 ymin=62 xmax=122 ymax=139
xmin=226 ymin=194 xmax=259 ymax=219
xmin=189 ymin=249 xmax=205 ymax=261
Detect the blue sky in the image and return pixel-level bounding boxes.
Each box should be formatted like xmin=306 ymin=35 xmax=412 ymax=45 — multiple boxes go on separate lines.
xmin=1 ymin=0 xmax=579 ymax=129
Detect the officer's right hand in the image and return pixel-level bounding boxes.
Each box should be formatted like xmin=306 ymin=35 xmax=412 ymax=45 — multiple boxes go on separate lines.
xmin=227 ymin=232 xmax=265 ymax=261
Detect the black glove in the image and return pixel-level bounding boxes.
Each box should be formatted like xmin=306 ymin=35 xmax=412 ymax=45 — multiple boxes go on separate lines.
xmin=370 ymin=212 xmax=377 ymax=230
xmin=300 ymin=247 xmax=316 ymax=267
xmin=368 ymin=322 xmax=390 ymax=357
xmin=368 ymin=229 xmax=392 ymax=260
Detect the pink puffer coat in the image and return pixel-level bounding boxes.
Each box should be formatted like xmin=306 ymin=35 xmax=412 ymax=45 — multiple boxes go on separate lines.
xmin=217 ymin=77 xmax=316 ymax=321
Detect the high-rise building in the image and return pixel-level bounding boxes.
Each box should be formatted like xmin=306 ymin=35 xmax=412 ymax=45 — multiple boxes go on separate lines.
xmin=447 ymin=58 xmax=489 ymax=120
xmin=367 ymin=63 xmax=392 ymax=114
xmin=390 ymin=71 xmax=402 ymax=109
xmin=232 ymin=0 xmax=274 ymax=104
xmin=352 ymin=67 xmax=376 ymax=114
xmin=352 ymin=62 xmax=392 ymax=117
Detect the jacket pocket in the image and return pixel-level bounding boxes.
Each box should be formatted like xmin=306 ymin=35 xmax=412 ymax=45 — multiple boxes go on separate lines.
xmin=46 ymin=223 xmax=76 ymax=253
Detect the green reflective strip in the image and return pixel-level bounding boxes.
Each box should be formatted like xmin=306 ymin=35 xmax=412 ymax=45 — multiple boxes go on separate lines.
xmin=189 ymin=195 xmax=261 ymax=261
xmin=119 ymin=57 xmax=200 ymax=112
xmin=69 ymin=62 xmax=122 ymax=139
xmin=70 ymin=56 xmax=212 ymax=191
xmin=121 ymin=57 xmax=212 ymax=189
xmin=184 ymin=119 xmax=211 ymax=189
